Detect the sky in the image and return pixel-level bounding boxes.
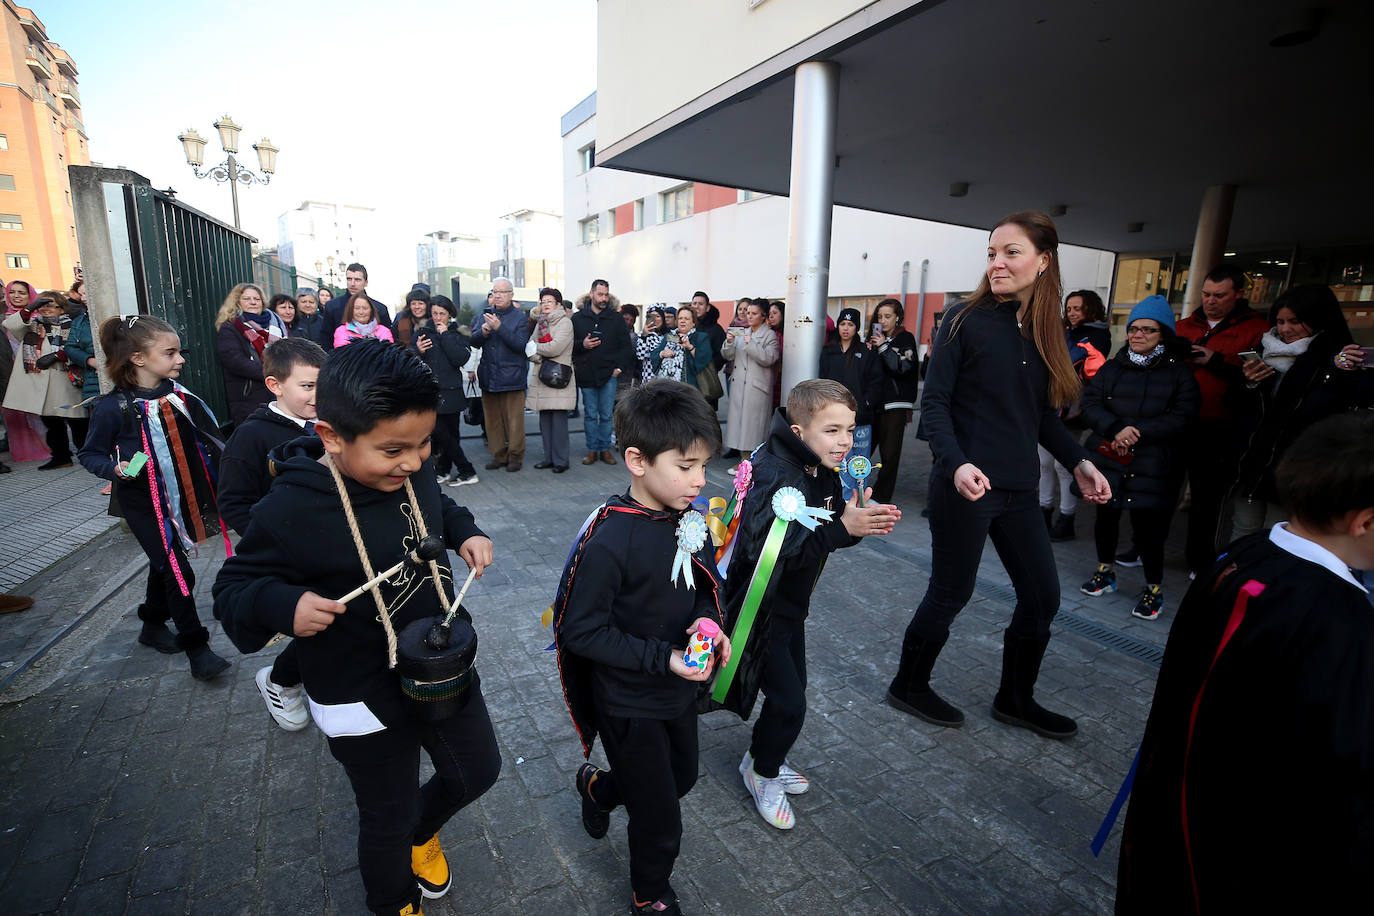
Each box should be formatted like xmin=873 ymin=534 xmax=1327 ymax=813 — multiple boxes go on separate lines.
xmin=41 ymin=0 xmax=597 ymax=297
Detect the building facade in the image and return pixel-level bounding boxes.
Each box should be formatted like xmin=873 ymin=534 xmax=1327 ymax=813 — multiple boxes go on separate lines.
xmin=490 ymin=209 xmax=564 ymax=292
xmin=0 ymin=3 xmax=89 ymax=291
xmin=416 ymin=230 xmax=492 ymax=318
xmin=277 ymin=200 xmax=378 ymax=293
xmin=563 ymin=93 xmax=1114 ymax=348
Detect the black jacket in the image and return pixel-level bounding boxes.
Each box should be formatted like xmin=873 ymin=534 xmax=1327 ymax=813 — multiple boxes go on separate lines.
xmin=876 ymin=329 xmax=919 ymax=410
xmin=1079 ymin=341 xmax=1199 ymax=511
xmin=321 ymin=293 xmax=394 ymax=349
xmin=1117 ymin=534 xmax=1374 ymax=913
xmin=918 ymin=298 xmax=1089 ymax=490
xmin=294 ymin=310 xmax=325 ymax=348
xmin=217 ymin=406 xmax=313 ymax=536
xmin=212 ymin=437 xmax=484 ymax=729
xmin=412 ymin=326 xmax=470 ymax=415
xmin=469 ymin=305 xmax=532 ymax=393
xmin=819 ymin=339 xmax=884 ymax=425
xmin=699 ymin=303 xmax=728 ymax=371
xmin=571 ymin=302 xmax=635 ymax=388
xmin=554 ymin=494 xmax=723 ymax=755
xmin=215 ymin=321 xmax=273 ymax=427
xmin=717 ymin=410 xmax=858 ymax=719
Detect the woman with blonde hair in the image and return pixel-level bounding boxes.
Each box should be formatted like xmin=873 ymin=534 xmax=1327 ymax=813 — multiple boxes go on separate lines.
xmin=215 ymin=282 xmax=284 ymax=426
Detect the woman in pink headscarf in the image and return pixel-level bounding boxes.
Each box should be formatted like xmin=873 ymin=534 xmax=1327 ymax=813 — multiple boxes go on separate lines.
xmin=0 ymin=280 xmax=51 ymax=466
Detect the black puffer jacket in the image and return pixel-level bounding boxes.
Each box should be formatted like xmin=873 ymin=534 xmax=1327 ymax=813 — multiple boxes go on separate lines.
xmin=1080 ymin=340 xmax=1199 ymax=511
xmin=875 ymin=329 xmax=918 ymax=409
xmin=411 ymin=325 xmax=470 ymax=415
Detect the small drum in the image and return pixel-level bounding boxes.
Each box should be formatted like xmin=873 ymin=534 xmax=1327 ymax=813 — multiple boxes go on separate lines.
xmin=396 ymin=615 xmax=478 ymax=722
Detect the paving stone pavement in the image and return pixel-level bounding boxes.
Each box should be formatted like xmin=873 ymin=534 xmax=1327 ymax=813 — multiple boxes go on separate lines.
xmin=0 ymin=424 xmax=1189 ymax=915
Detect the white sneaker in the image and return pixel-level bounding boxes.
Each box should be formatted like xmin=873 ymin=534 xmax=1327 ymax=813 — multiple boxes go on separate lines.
xmin=739 ymin=750 xmax=809 ymax=794
xmin=743 ymin=765 xmax=795 ymax=830
xmin=447 ymin=473 xmax=479 ymax=488
xmin=255 ymin=665 xmax=309 ymax=731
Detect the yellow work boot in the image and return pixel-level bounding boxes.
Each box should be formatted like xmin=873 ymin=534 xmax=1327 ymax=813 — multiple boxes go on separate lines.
xmin=411 ymin=834 xmax=451 ymax=899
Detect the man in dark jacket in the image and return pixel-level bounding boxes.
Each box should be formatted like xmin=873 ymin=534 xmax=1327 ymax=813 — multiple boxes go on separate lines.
xmin=319 ymin=263 xmax=394 ymax=348
xmin=469 ymin=277 xmax=532 ymax=472
xmin=691 ymin=292 xmax=727 ymax=411
xmin=571 ymin=279 xmax=634 ymax=465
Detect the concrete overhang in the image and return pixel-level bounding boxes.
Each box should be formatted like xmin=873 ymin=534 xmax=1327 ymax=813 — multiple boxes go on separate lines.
xmin=598 ymin=0 xmax=1374 ymax=254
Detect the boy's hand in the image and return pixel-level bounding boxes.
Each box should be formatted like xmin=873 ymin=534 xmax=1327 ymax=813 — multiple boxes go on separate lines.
xmin=295 ymin=591 xmax=345 ymax=637
xmin=686 ymin=617 xmax=732 ymax=669
xmin=669 ymin=648 xmax=711 ymax=682
xmin=841 ymin=488 xmax=900 ymax=537
xmin=458 ymin=535 xmax=494 ymax=579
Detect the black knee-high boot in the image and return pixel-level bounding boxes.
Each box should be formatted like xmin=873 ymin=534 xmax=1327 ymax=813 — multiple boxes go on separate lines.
xmin=991 ymin=629 xmax=1077 ymax=739
xmin=885 ymin=633 xmax=964 ymax=727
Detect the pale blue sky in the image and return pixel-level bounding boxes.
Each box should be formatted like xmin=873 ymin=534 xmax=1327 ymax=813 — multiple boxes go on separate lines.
xmin=41 ymin=0 xmax=597 ymax=291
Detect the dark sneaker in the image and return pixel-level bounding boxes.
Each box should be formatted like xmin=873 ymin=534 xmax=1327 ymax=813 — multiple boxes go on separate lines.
xmin=632 ymin=887 xmax=682 ymax=915
xmin=1115 ymin=547 xmax=1142 ymax=568
xmin=576 ymin=762 xmax=611 ymax=839
xmin=38 ymin=457 xmax=73 ymax=471
xmin=1080 ymin=565 xmax=1117 ymax=597
xmin=1132 ymin=585 xmax=1164 ymax=621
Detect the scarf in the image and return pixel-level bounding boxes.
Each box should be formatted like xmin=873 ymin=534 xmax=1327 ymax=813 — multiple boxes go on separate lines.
xmin=1259 ymin=328 xmax=1313 ymax=375
xmin=1127 ymin=343 xmax=1166 ymax=367
xmin=235 ymin=315 xmax=270 ymax=358
xmin=22 ymin=313 xmax=72 ymax=373
xmin=657 ymin=334 xmax=685 ymax=381
xmin=348 ymin=319 xmax=379 ymax=339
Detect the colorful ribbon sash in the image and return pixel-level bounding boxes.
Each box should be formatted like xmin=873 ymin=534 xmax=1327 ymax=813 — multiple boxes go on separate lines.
xmin=711 ymin=487 xmax=832 ymax=702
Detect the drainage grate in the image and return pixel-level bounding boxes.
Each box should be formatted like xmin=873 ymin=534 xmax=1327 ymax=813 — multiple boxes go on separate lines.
xmin=858 ymin=536 xmax=1164 ymax=667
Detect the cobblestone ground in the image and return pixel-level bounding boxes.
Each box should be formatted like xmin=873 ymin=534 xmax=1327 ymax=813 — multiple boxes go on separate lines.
xmin=0 ymin=423 xmax=1185 ymax=915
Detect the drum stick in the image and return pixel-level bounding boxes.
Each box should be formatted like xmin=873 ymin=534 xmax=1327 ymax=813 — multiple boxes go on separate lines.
xmin=443 ymin=566 xmax=479 ymax=626
xmin=337 ymin=535 xmax=446 ymax=605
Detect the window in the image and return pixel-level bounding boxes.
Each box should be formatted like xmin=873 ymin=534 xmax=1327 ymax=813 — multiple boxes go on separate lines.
xmin=661 ymin=185 xmax=694 ymax=222
xmin=0 ymin=135 xmax=8 ymax=150
xmin=578 ymin=144 xmax=595 ymax=173
xmin=0 ymin=175 xmax=15 ymax=191
xmin=579 ymin=216 xmax=599 ymax=244
xmin=0 ymin=213 xmax=22 ymax=230
xmin=5 ymin=253 xmax=30 ymax=269
xmin=606 ymin=209 xmax=616 ymax=237
xmin=739 ymin=189 xmax=768 ymax=203
xmin=633 ymin=199 xmax=644 ymax=231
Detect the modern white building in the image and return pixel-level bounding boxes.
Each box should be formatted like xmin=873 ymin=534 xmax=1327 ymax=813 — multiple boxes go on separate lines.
xmin=277 ymin=200 xmax=380 ymax=293
xmin=491 ymin=209 xmax=565 ymax=294
xmin=563 ymin=92 xmax=1115 ymax=348
xmin=417 ymin=230 xmax=490 ymax=278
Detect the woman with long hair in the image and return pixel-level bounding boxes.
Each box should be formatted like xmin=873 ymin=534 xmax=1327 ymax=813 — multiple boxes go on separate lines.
xmin=215 ymin=282 xmax=285 ymax=426
xmin=869 ymin=297 xmax=919 ymax=504
xmin=635 ymin=307 xmax=668 ymax=384
xmin=766 ymin=300 xmax=785 ymax=408
xmin=887 ymin=211 xmax=1111 ymax=739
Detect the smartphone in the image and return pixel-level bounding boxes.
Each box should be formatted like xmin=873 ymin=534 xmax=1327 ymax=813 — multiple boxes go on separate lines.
xmin=123 ymin=451 xmax=149 ymax=477
xmin=1238 ymin=350 xmax=1261 ymax=363
xmin=590 ymin=330 xmax=603 ymax=339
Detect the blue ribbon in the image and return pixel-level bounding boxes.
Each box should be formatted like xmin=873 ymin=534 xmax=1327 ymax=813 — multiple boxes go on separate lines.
xmin=1089 ymin=745 xmax=1140 ymax=857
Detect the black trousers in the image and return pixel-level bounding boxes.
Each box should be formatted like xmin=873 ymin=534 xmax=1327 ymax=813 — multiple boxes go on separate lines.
xmin=591 ymin=706 xmax=698 ymax=903
xmin=749 ymin=615 xmax=807 ymax=778
xmin=1095 ymin=505 xmax=1169 ymax=584
xmin=906 ymin=478 xmax=1060 ymax=643
xmin=872 ymin=408 xmax=910 ymax=504
xmin=43 ymin=415 xmax=88 ymax=461
xmin=431 ymin=412 xmax=475 ymax=478
xmin=269 ymin=639 xmax=301 ymax=687
xmin=1183 ymin=421 xmax=1237 ymax=573
xmin=326 ymin=683 xmax=501 ymax=914
xmin=119 ymin=480 xmax=208 ymax=647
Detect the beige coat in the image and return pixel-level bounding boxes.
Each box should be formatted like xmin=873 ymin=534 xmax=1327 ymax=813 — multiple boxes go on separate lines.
xmin=2 ymin=312 xmax=87 ymax=418
xmin=526 ymin=307 xmax=577 ymax=412
xmin=720 ymin=325 xmax=779 ymax=451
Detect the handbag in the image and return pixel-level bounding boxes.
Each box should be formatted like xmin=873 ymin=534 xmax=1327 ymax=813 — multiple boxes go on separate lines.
xmin=463 ymin=379 xmax=484 ymax=428
xmin=1095 ymin=438 xmax=1135 ymax=466
xmin=538 ymin=359 xmax=572 ymax=389
xmin=696 ymin=363 xmax=724 ymax=399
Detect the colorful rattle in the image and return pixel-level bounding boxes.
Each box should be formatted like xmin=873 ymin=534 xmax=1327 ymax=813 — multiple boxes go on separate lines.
xmin=837 ymin=455 xmax=881 ymax=506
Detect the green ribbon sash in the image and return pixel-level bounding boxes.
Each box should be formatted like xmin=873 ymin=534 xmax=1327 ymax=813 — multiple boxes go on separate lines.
xmin=711 ymin=515 xmax=788 ymax=703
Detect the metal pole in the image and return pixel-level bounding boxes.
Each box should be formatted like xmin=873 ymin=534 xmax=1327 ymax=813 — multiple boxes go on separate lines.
xmin=227 ymin=152 xmax=242 ymax=229
xmin=1180 ymin=184 xmax=1235 ymax=317
xmin=781 ymin=60 xmax=840 ymax=402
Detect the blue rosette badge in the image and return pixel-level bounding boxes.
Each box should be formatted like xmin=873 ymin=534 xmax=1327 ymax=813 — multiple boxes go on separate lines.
xmin=671 ymin=510 xmax=709 ymax=589
xmin=771 ymin=486 xmax=833 ymax=531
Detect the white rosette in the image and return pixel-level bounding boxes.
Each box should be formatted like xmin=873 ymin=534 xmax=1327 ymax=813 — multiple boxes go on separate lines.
xmin=671 ymin=510 xmax=709 ymax=589
xmin=771 ymin=486 xmax=834 ymax=531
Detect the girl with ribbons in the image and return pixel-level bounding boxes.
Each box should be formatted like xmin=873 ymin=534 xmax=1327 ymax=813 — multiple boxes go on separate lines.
xmin=78 ymin=315 xmax=232 ymax=680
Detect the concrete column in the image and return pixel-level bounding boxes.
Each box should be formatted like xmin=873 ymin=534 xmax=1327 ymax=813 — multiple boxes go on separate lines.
xmin=1180 ymin=184 xmax=1236 ymax=318
xmin=781 ymin=60 xmax=840 ymax=401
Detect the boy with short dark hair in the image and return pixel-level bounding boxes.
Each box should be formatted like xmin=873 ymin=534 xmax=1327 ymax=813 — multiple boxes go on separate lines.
xmin=213 ymin=339 xmax=500 ymax=916
xmin=1117 ymin=412 xmax=1374 ymax=913
xmin=719 ymin=378 xmax=899 ymax=829
xmin=216 ymin=335 xmax=326 ymax=731
xmin=554 ymin=379 xmax=730 ymax=916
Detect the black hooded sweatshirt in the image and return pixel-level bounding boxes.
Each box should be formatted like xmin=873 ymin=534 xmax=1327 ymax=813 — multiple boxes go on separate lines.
xmin=699 ymin=303 xmax=728 ymax=370
xmin=212 ymin=437 xmax=484 ymax=729
xmin=717 ymin=409 xmax=859 ymax=719
xmin=216 ymin=405 xmax=312 ymax=536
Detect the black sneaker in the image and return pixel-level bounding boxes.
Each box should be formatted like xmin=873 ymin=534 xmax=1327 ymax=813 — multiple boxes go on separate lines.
xmin=1132 ymin=585 xmax=1164 ymax=621
xmin=1080 ymin=565 xmax=1117 ymax=597
xmin=38 ymin=457 xmax=73 ymax=471
xmin=1115 ymin=547 xmax=1142 ymax=568
xmin=576 ymin=762 xmax=611 ymax=839
xmin=632 ymin=886 xmax=681 ymax=915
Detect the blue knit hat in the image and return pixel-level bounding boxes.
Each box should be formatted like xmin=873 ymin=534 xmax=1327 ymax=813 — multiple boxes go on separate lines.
xmin=1127 ymin=295 xmax=1175 ymax=332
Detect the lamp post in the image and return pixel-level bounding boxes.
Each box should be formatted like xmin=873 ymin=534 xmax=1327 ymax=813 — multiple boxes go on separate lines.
xmin=177 ymin=115 xmax=279 ymax=230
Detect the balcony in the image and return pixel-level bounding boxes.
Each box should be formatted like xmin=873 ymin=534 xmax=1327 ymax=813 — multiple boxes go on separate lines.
xmin=64 ymin=113 xmax=86 ymax=136
xmin=57 ymin=78 xmax=79 ymax=108
xmin=24 ymin=45 xmax=52 ymax=79
xmin=37 ymin=84 xmax=59 ymax=112
xmin=14 ymin=7 xmax=47 ymax=41
xmin=50 ymin=46 xmax=77 ymax=77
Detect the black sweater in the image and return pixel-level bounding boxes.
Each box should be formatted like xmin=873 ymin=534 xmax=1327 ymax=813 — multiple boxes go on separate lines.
xmin=820 ymin=339 xmax=884 ymax=425
xmin=556 ymin=494 xmax=723 ymax=746
xmin=918 ymin=298 xmax=1089 ymax=490
xmin=570 ymin=304 xmax=635 ymax=388
xmin=876 ymin=329 xmax=919 ymax=409
xmin=212 ymin=438 xmax=484 ymax=728
xmin=217 ymin=405 xmax=313 ymax=536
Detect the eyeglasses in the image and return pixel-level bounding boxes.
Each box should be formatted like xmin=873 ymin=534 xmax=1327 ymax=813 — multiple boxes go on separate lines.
xmin=1127 ymin=326 xmax=1161 ymax=335
xmin=492 ymin=289 xmax=513 ymax=295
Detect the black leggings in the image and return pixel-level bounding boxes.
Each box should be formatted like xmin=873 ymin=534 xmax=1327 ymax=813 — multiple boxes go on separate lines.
xmin=118 ymin=480 xmax=209 ymax=647
xmin=905 ymin=478 xmax=1060 ymax=643
xmin=872 ymin=408 xmax=910 ymax=504
xmin=431 ymin=412 xmax=475 ymax=478
xmin=1095 ymin=506 xmax=1168 ymax=584
xmin=749 ymin=616 xmax=807 ymax=778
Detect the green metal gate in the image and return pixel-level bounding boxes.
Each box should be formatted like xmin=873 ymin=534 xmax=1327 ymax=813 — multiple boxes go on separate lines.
xmin=126 ymin=184 xmax=254 ymax=425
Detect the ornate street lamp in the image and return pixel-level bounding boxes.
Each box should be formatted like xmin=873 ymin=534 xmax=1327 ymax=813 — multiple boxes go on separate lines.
xmin=177 ymin=114 xmax=279 ymax=229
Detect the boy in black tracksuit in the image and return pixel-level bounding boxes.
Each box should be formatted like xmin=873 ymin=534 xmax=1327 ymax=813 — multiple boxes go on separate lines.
xmin=718 ymin=380 xmax=899 ymax=830
xmin=554 ymin=379 xmax=729 ymax=916
xmin=215 ymin=337 xmax=326 ymax=731
xmin=213 ymin=340 xmax=500 ymax=916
